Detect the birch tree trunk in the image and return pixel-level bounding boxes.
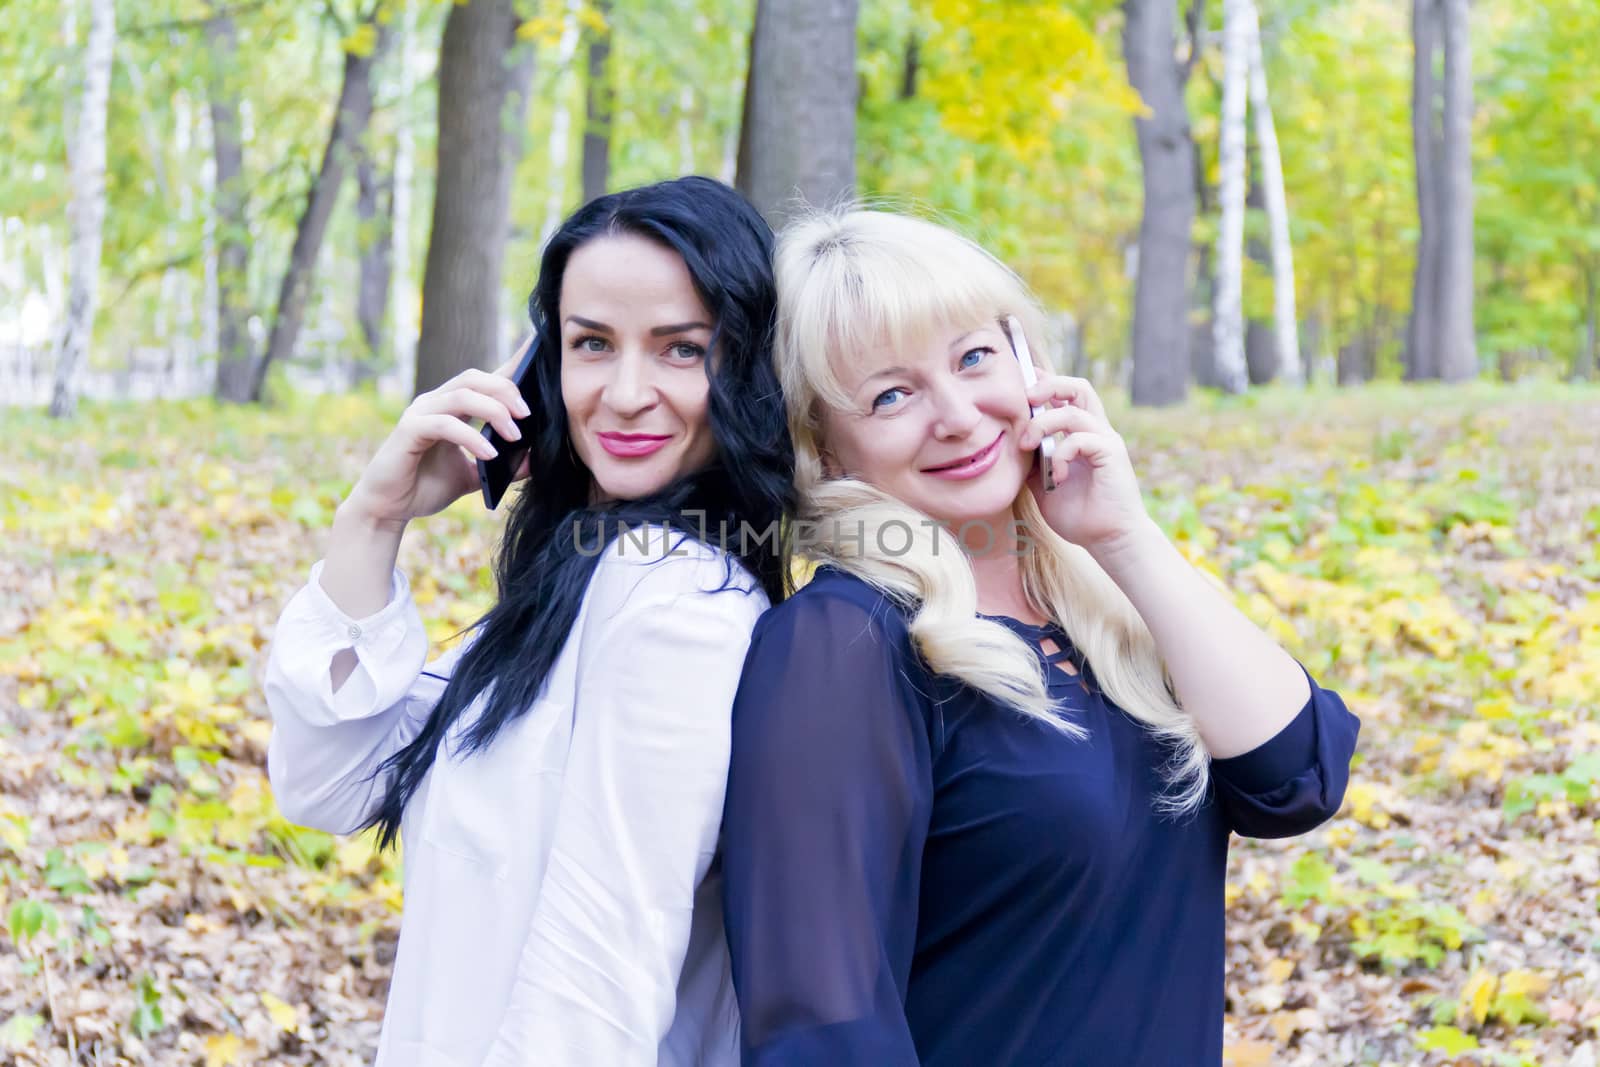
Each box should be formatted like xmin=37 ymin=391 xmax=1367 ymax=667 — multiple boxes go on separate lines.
xmin=1124 ymin=0 xmax=1199 ymax=406
xmin=1211 ymin=0 xmax=1250 ymax=395
xmin=736 ymin=0 xmax=859 ymax=227
xmin=1435 ymin=0 xmax=1476 ymax=381
xmin=49 ymin=0 xmax=115 ymax=418
xmin=1245 ymin=1 xmax=1302 ymax=383
xmin=540 ymin=0 xmax=584 ymax=246
xmin=391 ymin=0 xmax=418 ymax=395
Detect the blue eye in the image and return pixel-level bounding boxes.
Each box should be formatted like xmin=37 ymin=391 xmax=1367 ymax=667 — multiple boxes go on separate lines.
xmin=572 ymin=335 xmax=609 ymax=353
xmin=668 ymin=342 xmax=705 ymax=361
xmin=872 ymin=387 xmax=907 ymax=411
xmin=960 ymin=347 xmax=993 ymax=369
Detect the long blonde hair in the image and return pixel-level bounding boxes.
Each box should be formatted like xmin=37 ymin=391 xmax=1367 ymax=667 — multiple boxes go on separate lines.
xmin=774 ymin=207 xmax=1210 ymax=813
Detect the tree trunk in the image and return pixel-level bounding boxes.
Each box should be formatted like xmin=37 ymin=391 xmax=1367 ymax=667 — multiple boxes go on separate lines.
xmin=1245 ymin=321 xmax=1275 ymax=386
xmin=391 ymin=0 xmax=419 ymax=395
xmin=581 ymin=0 xmax=612 ymax=205
xmin=246 ymin=21 xmax=392 ymax=401
xmin=736 ymin=0 xmax=859 ymax=227
xmin=1245 ymin=0 xmax=1301 ymax=383
xmin=413 ymin=0 xmax=536 ymax=396
xmin=1578 ymin=259 xmax=1598 ymax=382
xmin=1244 ymin=151 xmax=1276 ymax=385
xmin=208 ymin=12 xmax=255 ymax=402
xmin=1434 ymin=0 xmax=1475 ymax=382
xmin=1190 ymin=109 xmax=1216 ymax=390
xmin=1406 ymin=0 xmax=1442 ymax=381
xmin=541 ymin=0 xmax=584 ymax=245
xmin=1124 ymin=0 xmax=1196 ymax=407
xmin=1211 ymin=0 xmax=1249 ymax=394
xmin=355 ymin=148 xmax=394 ymax=382
xmin=49 ymin=0 xmax=115 ymax=418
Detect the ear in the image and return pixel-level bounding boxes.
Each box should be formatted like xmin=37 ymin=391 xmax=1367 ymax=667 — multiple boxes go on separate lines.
xmin=818 ymin=447 xmax=844 ymax=479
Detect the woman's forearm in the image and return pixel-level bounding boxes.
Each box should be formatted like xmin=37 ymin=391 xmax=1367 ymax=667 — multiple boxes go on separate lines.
xmin=319 ymin=497 xmax=409 ymax=690
xmin=1088 ymin=518 xmax=1310 ymax=759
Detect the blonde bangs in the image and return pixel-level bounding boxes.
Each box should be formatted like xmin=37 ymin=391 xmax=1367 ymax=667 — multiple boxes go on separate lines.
xmin=775 ymin=209 xmax=1048 ymax=421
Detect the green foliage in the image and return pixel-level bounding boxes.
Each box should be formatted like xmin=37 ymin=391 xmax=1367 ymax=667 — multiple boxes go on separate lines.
xmin=130 ymin=973 xmax=165 ymax=1039
xmin=5 ymin=0 xmax=1597 ymax=383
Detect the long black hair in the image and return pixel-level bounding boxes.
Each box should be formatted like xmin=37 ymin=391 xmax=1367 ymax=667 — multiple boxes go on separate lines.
xmin=368 ymin=176 xmax=794 ymax=849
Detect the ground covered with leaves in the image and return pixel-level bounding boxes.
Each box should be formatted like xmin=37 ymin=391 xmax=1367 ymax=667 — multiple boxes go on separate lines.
xmin=1 ymin=383 xmax=1597 ymax=1066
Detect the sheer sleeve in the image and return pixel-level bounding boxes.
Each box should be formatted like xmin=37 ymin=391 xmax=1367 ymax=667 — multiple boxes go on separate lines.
xmin=1209 ymin=663 xmax=1361 ymax=839
xmin=722 ymin=589 xmax=935 ymax=1066
xmin=263 ymin=560 xmax=463 ymax=834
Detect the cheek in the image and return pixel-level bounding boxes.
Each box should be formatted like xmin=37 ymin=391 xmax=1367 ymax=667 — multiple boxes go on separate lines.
xmin=558 ymin=366 xmax=585 ymax=418
xmin=666 ymin=375 xmax=712 ymax=433
xmin=827 ymin=420 xmax=919 ymax=481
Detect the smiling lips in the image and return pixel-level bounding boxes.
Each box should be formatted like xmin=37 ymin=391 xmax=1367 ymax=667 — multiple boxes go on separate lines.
xmin=923 ymin=431 xmax=1005 ymax=480
xmin=598 ymin=431 xmax=672 ymax=458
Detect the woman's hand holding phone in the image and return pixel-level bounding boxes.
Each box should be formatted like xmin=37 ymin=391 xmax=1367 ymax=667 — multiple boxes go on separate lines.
xmin=319 ymin=349 xmax=534 ymax=641
xmin=343 ymin=352 xmax=532 ymax=530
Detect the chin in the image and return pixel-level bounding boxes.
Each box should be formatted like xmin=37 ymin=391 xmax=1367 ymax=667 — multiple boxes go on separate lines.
xmin=591 ymin=464 xmax=676 ymax=502
xmin=918 ymin=466 xmax=1026 ymax=522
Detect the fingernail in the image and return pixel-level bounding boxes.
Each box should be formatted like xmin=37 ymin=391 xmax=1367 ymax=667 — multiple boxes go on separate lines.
xmin=485 ymin=445 xmax=499 ymax=459
xmin=515 ymin=400 xmax=531 ymax=417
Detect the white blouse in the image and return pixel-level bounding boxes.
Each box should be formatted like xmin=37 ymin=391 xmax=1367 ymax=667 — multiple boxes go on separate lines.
xmin=263 ymin=529 xmax=767 ymax=1066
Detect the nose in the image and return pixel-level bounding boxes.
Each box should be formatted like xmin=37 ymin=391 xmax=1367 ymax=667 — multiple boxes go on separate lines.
xmin=601 ymin=350 xmax=657 ymax=419
xmin=928 ymin=379 xmax=983 ymax=440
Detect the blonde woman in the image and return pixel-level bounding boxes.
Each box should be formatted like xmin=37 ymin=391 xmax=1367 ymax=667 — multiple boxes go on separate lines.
xmin=719 ymin=210 xmax=1359 ymax=1066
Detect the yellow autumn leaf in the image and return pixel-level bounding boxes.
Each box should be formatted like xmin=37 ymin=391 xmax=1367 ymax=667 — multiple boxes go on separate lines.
xmin=204 ymin=1033 xmax=246 ymax=1067
xmin=1222 ymin=1040 xmax=1275 ymax=1067
xmin=1460 ymin=969 xmax=1498 ymax=1027
xmin=1498 ymin=970 xmax=1551 ymax=999
xmin=260 ymin=991 xmax=299 ymax=1033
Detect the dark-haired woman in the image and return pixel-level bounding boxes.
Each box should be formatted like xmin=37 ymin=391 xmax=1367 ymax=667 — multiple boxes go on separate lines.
xmin=263 ymin=176 xmax=792 ymax=1066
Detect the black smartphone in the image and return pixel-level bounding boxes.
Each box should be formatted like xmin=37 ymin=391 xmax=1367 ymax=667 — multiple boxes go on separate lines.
xmin=477 ymin=333 xmax=540 ymax=510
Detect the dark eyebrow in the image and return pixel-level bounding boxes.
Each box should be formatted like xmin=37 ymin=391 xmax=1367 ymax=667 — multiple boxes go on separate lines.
xmin=566 ymin=315 xmax=612 ymax=333
xmin=651 ymin=321 xmax=712 ymax=337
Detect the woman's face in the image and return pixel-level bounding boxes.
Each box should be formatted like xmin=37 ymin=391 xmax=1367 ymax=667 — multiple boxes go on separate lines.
xmin=560 ymin=233 xmax=718 ymax=501
xmin=819 ymin=318 xmax=1035 ymax=533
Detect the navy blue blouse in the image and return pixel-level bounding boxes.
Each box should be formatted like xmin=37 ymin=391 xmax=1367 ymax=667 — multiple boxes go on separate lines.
xmin=721 ymin=566 xmax=1359 ymax=1067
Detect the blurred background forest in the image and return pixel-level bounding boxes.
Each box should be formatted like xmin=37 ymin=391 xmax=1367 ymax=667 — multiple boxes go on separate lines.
xmin=2 ymin=1 xmax=1599 ymax=1065
xmin=4 ymin=0 xmax=1598 ymax=410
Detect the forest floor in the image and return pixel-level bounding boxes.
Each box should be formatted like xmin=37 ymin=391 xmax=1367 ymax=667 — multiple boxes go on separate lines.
xmin=1 ymin=382 xmax=1597 ymax=1066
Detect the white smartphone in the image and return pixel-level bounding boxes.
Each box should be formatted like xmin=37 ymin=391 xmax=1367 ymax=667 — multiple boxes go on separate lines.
xmin=1004 ymin=315 xmax=1056 ymax=492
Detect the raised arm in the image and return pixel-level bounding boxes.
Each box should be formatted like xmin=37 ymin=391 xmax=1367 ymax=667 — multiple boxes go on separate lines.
xmin=265 ymin=355 xmax=530 ymax=833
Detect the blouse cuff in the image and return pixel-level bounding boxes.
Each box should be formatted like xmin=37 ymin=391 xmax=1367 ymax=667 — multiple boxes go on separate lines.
xmin=271 ymin=561 xmax=426 ymax=726
xmin=1207 ymin=664 xmax=1319 ymax=795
